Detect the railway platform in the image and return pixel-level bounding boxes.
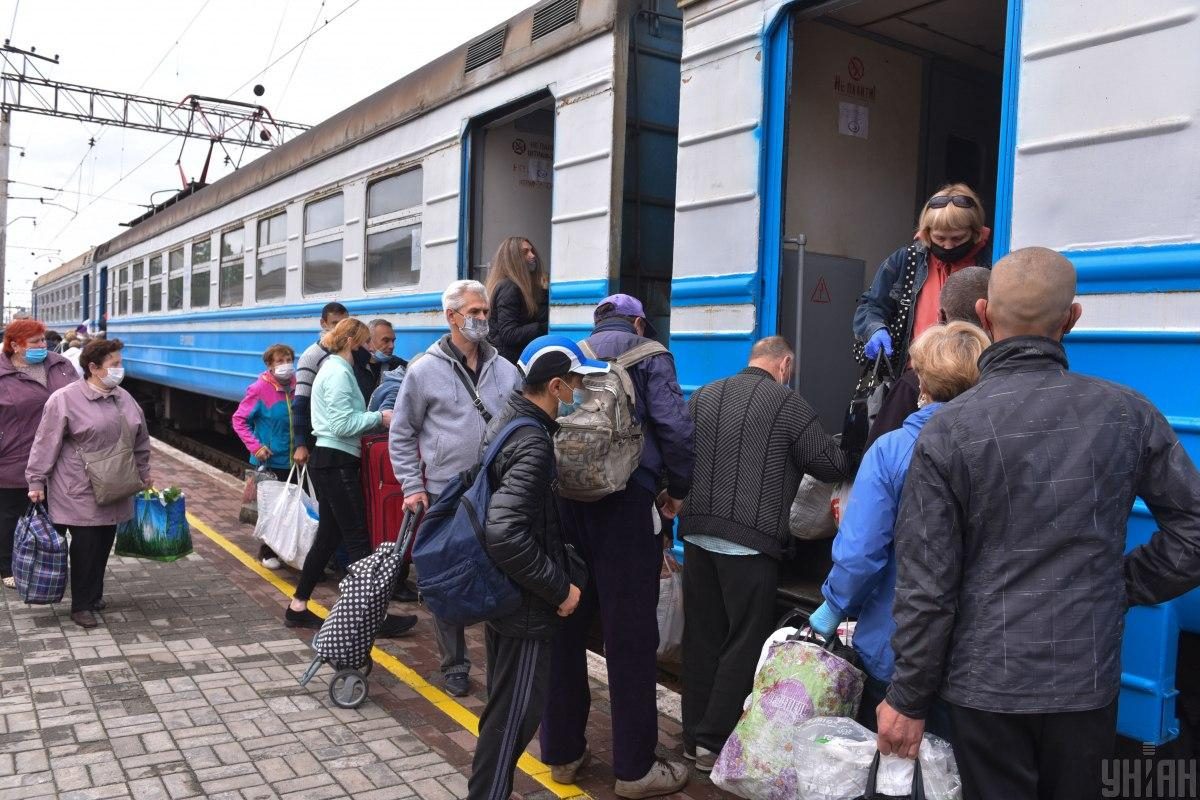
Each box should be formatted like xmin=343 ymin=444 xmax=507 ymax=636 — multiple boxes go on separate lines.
xmin=0 ymin=437 xmax=727 ymax=800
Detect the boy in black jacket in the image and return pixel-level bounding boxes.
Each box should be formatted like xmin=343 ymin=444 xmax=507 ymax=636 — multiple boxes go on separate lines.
xmin=467 ymin=334 xmax=607 ymax=800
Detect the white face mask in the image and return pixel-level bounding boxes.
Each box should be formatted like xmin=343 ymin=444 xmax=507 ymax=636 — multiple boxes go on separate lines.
xmin=100 ymin=367 xmax=124 ymax=389
xmin=458 ymin=315 xmax=490 ymax=343
xmin=273 ymin=363 xmax=295 ymax=381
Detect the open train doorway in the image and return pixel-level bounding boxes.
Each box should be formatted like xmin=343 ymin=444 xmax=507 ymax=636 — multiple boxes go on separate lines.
xmin=778 ymin=0 xmax=1008 ymax=435
xmin=466 ymin=94 xmax=555 ymax=286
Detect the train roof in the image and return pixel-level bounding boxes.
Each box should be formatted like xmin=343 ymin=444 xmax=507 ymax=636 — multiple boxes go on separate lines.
xmin=33 ymin=249 xmax=94 ymax=289
xmin=88 ymin=0 xmax=622 ymax=267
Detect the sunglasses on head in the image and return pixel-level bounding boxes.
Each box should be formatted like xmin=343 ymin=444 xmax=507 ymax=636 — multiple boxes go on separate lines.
xmin=927 ymin=195 xmax=976 ymax=209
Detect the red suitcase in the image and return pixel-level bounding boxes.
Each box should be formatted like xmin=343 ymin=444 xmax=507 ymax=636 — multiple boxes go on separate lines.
xmin=361 ymin=433 xmax=409 ymax=552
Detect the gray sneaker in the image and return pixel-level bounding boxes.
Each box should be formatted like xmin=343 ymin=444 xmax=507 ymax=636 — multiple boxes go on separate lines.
xmin=614 ymin=758 xmax=689 ymax=798
xmin=694 ymin=746 xmax=717 ymax=773
xmin=549 ymin=748 xmax=590 ymax=785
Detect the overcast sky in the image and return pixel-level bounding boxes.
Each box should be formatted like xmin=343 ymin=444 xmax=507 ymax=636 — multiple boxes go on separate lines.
xmin=2 ymin=0 xmax=533 ymax=306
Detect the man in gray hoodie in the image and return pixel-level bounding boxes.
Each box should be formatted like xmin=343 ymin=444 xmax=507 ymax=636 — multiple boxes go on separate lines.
xmin=389 ymin=279 xmax=522 ymax=696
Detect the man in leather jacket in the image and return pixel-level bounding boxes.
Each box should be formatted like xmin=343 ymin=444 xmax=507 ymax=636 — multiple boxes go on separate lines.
xmin=466 ymin=334 xmax=605 ymax=800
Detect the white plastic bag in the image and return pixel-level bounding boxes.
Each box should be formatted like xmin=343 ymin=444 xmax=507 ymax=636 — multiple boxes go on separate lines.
xmin=793 ymin=717 xmax=962 ymax=800
xmin=254 ymin=464 xmax=319 ymax=569
xmin=790 ymin=477 xmax=852 ymax=540
xmin=656 ymin=552 xmax=684 ymax=663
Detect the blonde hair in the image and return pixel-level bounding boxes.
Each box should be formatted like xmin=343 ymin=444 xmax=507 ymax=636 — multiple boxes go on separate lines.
xmin=916 ymin=183 xmax=986 ymax=245
xmin=485 ymin=236 xmax=545 ymax=317
xmin=908 ymin=320 xmax=991 ymax=402
xmin=319 ymin=318 xmax=369 ymax=353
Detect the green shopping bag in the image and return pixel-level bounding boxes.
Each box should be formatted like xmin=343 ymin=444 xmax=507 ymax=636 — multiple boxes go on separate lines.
xmin=115 ymin=488 xmax=193 ymax=562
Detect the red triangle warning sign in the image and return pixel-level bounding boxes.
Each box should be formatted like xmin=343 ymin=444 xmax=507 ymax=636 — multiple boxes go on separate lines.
xmin=810 ymin=276 xmax=832 ymax=304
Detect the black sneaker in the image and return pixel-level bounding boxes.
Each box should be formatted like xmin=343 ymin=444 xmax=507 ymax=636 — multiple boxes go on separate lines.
xmin=391 ymin=585 xmax=418 ymax=603
xmin=284 ymin=607 xmax=323 ymax=629
xmin=378 ymin=614 xmax=418 ymax=638
xmin=444 ymin=673 xmax=470 ymax=697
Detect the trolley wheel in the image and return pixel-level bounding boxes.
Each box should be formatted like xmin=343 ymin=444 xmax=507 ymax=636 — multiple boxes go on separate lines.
xmin=333 ymin=659 xmax=373 ymax=677
xmin=329 ymin=669 xmax=369 ymax=709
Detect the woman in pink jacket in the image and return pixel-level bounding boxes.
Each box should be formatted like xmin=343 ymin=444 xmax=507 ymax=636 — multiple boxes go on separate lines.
xmin=27 ymin=338 xmax=151 ymax=628
xmin=232 ymin=343 xmax=296 ymax=569
xmin=0 ymin=319 xmax=78 ymax=590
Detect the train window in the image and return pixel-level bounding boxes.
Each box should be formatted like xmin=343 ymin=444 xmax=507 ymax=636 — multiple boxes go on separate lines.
xmin=133 ymin=285 xmax=144 ymax=315
xmin=303 ymin=194 xmax=344 ymax=295
xmin=220 ymin=228 xmax=245 ymax=307
xmin=169 ymin=248 xmax=184 ymax=272
xmin=191 ymin=268 xmax=210 ymax=309
xmin=192 ymin=238 xmax=212 ymax=265
xmin=256 ymin=254 xmax=286 ymax=301
xmin=168 ymin=276 xmax=184 ymax=311
xmin=304 ymin=194 xmax=343 ymax=235
xmin=366 ymin=225 xmax=421 ymax=290
xmin=368 ymin=170 xmax=422 ymax=218
xmin=149 ymin=255 xmax=162 ymax=277
xmin=132 ymin=259 xmax=144 ymax=282
xmin=258 ymin=212 xmax=287 ymax=246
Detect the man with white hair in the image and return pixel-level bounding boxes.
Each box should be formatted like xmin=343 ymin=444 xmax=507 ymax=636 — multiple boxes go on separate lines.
xmin=389 ymin=279 xmax=522 ymax=697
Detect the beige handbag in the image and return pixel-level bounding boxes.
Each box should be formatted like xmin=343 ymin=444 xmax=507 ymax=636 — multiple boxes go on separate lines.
xmin=76 ymin=413 xmax=143 ymax=506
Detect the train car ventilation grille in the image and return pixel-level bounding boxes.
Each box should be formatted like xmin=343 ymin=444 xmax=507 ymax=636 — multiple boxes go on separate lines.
xmin=532 ymin=0 xmax=579 ymax=41
xmin=465 ymin=26 xmax=507 ymax=72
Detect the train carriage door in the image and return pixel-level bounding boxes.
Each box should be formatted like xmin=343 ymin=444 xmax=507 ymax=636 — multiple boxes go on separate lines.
xmin=81 ymin=274 xmax=90 ymax=325
xmin=465 ymin=92 xmax=555 ymax=286
xmin=97 ymin=266 xmax=108 ymax=330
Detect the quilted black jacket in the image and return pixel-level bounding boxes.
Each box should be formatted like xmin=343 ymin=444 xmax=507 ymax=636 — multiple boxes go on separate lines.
xmin=887 ymin=336 xmax=1200 ymax=717
xmin=482 ymin=392 xmax=572 ymax=640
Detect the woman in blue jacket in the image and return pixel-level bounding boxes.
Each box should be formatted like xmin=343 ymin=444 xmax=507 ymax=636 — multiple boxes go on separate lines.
xmin=810 ymin=321 xmax=991 ymax=736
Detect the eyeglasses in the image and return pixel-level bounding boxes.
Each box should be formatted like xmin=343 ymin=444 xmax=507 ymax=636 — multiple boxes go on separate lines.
xmin=927 ymin=195 xmax=977 ymax=209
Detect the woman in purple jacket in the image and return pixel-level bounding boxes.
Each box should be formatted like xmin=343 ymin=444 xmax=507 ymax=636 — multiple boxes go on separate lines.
xmin=0 ymin=319 xmax=78 ymax=590
xmin=27 ymin=338 xmax=151 ymax=628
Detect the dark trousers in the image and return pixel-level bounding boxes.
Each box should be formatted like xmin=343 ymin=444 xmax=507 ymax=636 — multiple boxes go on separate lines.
xmin=0 ymin=487 xmax=28 ymax=578
xmin=947 ymin=699 xmax=1117 ymax=800
xmin=55 ymin=524 xmax=117 ymax=612
xmin=422 ymin=491 xmax=469 ymax=677
xmin=540 ymin=484 xmax=661 ymax=781
xmin=466 ymin=628 xmax=549 ymax=800
xmin=681 ymin=541 xmax=778 ymax=754
xmin=294 ymin=449 xmax=370 ymax=601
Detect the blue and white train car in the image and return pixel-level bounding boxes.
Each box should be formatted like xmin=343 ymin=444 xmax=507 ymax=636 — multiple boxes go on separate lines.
xmin=670 ymin=0 xmax=1199 ymax=746
xmin=59 ymin=0 xmax=682 ymax=414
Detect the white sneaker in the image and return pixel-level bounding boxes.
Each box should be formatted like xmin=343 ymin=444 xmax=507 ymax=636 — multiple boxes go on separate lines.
xmin=694 ymin=747 xmax=717 ymax=773
xmin=261 ymin=556 xmax=283 ymax=570
xmin=614 ymin=759 xmax=689 ymax=798
xmin=549 ymin=748 xmax=590 ymax=785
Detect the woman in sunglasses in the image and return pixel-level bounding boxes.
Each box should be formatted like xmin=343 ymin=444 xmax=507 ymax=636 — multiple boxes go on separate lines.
xmin=852 ymin=183 xmax=991 ymax=367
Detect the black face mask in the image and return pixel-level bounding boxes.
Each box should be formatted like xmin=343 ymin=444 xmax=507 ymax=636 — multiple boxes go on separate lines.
xmin=929 ymin=239 xmax=975 ymax=264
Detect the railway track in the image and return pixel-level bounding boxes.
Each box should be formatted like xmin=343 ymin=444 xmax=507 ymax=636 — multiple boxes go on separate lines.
xmin=153 ymin=427 xmax=250 ymax=479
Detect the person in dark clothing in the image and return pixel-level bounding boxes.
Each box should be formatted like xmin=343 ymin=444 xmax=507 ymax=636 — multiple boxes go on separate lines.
xmin=853 ymin=183 xmax=992 ymax=370
xmin=680 ymin=336 xmax=852 ymax=771
xmin=864 ymin=266 xmax=991 ymax=449
xmin=292 ymin=302 xmax=348 ymax=467
xmin=466 ymin=335 xmax=603 ymax=800
xmin=540 ymin=294 xmax=695 ymax=798
xmin=485 ymin=237 xmax=549 ymax=364
xmin=878 ymin=248 xmax=1200 ymax=800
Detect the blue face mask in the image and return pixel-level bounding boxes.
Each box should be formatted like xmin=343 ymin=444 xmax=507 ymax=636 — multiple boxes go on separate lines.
xmin=373 ymin=350 xmax=390 ymax=362
xmin=557 ymin=387 xmax=587 ymax=418
xmin=24 ymin=348 xmax=48 ymax=364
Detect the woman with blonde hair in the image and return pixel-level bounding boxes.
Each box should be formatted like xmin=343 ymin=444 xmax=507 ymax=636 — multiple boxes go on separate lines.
xmin=485 ymin=237 xmax=549 ymax=364
xmin=809 ymin=321 xmax=991 ymax=737
xmin=284 ymin=318 xmax=416 ymax=636
xmin=853 ymin=183 xmax=991 ymax=366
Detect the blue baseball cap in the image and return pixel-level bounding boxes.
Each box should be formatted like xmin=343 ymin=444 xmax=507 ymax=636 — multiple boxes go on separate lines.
xmin=518 ymin=335 xmax=610 ymax=384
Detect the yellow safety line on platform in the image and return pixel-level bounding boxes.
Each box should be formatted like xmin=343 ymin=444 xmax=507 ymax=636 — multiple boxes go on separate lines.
xmin=186 ymin=512 xmax=589 ymax=799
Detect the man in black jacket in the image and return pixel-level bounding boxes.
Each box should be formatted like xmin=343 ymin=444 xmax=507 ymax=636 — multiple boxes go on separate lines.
xmin=879 ymin=247 xmax=1200 ymax=800
xmin=680 ymin=336 xmax=852 ymax=770
xmin=466 ymin=334 xmax=602 ymax=800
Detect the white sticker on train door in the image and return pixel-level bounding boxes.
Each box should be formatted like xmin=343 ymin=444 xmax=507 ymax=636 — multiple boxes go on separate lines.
xmin=838 ymin=102 xmax=869 ymax=139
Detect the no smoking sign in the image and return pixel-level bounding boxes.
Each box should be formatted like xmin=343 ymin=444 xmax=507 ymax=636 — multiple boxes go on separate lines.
xmin=848 ymin=56 xmax=865 ymax=81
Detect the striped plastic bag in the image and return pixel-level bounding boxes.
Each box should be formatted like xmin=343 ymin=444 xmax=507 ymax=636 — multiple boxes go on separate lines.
xmin=13 ymin=503 xmax=68 ymax=605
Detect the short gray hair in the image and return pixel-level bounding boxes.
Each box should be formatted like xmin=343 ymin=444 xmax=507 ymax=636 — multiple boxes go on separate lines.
xmin=442 ymin=280 xmax=488 ymax=312
xmin=368 ymin=318 xmax=393 ymax=331
xmin=750 ymin=336 xmax=794 ymax=362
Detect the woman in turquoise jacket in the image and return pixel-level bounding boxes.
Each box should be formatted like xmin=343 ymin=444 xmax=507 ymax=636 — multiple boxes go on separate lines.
xmin=233 ymin=343 xmax=296 ymax=568
xmin=283 ymin=318 xmax=415 ymax=637
xmin=809 ymin=321 xmax=990 ymax=738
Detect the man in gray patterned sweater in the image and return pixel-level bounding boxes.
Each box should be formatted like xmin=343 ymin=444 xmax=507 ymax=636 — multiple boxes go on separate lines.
xmin=879 ymin=247 xmax=1200 ymax=800
xmin=679 ymin=336 xmax=852 ymax=771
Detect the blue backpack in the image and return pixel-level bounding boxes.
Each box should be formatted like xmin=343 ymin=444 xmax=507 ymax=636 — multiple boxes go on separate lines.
xmin=413 ymin=416 xmax=543 ymax=626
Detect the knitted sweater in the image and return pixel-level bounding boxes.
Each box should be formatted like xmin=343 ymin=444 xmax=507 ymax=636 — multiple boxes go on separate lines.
xmin=680 ymin=367 xmax=853 ymax=558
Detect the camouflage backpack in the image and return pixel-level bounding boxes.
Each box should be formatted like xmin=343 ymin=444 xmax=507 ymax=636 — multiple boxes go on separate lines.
xmin=553 ymin=340 xmax=669 ymax=502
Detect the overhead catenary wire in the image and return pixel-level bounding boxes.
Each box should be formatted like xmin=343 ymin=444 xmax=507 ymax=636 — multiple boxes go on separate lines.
xmin=277 ymin=0 xmax=327 ymax=112
xmin=229 ymin=0 xmax=363 ymax=97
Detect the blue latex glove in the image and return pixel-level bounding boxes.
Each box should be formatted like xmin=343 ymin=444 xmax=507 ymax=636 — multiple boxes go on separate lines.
xmin=864 ymin=328 xmax=894 ymax=360
xmin=809 ymin=601 xmax=841 ymax=639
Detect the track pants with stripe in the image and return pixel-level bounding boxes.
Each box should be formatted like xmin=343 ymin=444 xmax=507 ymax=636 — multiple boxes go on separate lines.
xmin=467 ymin=627 xmax=550 ymax=800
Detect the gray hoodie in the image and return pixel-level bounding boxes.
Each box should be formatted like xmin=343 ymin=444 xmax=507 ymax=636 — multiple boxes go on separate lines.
xmin=389 ymin=335 xmax=522 ymax=495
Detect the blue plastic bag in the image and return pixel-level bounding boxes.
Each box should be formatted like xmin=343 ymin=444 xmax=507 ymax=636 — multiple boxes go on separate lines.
xmin=115 ymin=490 xmax=193 ymax=562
